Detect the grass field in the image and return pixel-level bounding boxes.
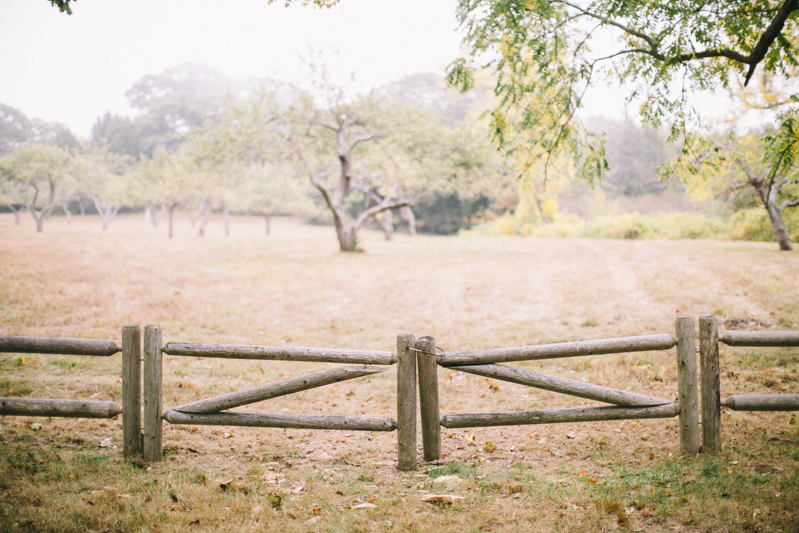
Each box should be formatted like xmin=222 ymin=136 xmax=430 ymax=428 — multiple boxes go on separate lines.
xmin=1 ymin=213 xmax=798 ymax=532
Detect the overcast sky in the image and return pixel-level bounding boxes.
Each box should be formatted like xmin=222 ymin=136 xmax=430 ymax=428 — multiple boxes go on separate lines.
xmin=0 ymin=0 xmax=474 ymax=137
xmin=1 ymin=0 xmax=741 ymax=139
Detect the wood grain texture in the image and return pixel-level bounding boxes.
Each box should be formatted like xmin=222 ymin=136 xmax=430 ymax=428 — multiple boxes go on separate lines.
xmin=173 ymin=365 xmax=388 ymax=414
xmin=0 ymin=397 xmax=122 ymax=418
xmin=396 ymin=334 xmax=417 ymax=471
xmin=437 ymin=334 xmax=678 ymax=366
xmin=676 ymin=316 xmax=700 ymax=455
xmin=162 ymin=409 xmax=397 ymax=431
xmin=416 ymin=336 xmax=441 ymax=462
xmin=0 ymin=335 xmax=120 ymax=356
xmin=699 ymin=315 xmax=722 ymax=454
xmin=163 ymin=342 xmax=395 ymax=365
xmin=440 ymin=402 xmax=680 ymax=428
xmin=143 ymin=325 xmax=163 ymax=462
xmin=452 ymin=364 xmax=670 ymax=406
xmin=722 ymin=394 xmax=799 ymax=411
xmin=122 ymin=325 xmax=142 ymax=457
xmin=719 ymin=331 xmax=799 ymax=347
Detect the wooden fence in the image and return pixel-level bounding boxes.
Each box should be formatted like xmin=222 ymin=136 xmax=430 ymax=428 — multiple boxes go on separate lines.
xmin=699 ymin=315 xmax=799 ymax=453
xmin=0 ymin=328 xmax=136 ymax=454
xmin=0 ymin=315 xmax=797 ymax=470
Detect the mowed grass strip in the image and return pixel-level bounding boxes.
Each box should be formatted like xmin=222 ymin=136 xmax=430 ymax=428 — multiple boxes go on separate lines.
xmin=0 ymin=213 xmax=797 ymax=532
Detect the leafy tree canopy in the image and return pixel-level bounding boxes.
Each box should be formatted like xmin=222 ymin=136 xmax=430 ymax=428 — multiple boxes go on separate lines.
xmin=446 ymin=0 xmax=799 ymax=181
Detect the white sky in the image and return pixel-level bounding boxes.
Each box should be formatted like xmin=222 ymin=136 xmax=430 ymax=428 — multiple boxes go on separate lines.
xmin=0 ymin=0 xmax=472 ymax=137
xmin=1 ymin=0 xmax=745 ymax=139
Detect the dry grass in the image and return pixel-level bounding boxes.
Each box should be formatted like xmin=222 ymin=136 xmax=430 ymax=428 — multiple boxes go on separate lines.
xmin=0 ymin=212 xmax=798 ymax=533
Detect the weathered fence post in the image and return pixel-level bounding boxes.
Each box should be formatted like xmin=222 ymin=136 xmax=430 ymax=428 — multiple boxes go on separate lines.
xmin=396 ymin=334 xmax=417 ymax=471
xmin=675 ymin=316 xmax=699 ymax=455
xmin=122 ymin=325 xmax=142 ymax=457
xmin=699 ymin=315 xmax=721 ymax=453
xmin=143 ymin=325 xmax=163 ymax=462
xmin=416 ymin=336 xmax=441 ymax=462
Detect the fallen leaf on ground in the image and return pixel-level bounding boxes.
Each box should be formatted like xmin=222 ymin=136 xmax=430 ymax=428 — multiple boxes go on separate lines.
xmin=351 ymin=502 xmax=376 ymax=509
xmin=421 ymin=494 xmax=464 ymax=504
xmin=218 ymin=479 xmax=233 ymax=491
xmin=432 ymin=475 xmax=461 ymax=484
xmin=131 ymin=459 xmax=149 ymax=469
xmin=267 ymin=493 xmax=282 ymax=509
xmin=98 ymin=438 xmax=116 ymax=448
xmin=305 ymin=517 xmax=321 ymax=525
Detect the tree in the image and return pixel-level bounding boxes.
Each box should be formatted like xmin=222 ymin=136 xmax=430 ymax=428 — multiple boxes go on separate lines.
xmin=447 ymin=0 xmax=799 ymax=182
xmin=0 ymin=144 xmax=70 ymax=232
xmin=72 ymin=146 xmax=131 ymax=230
xmin=671 ymin=121 xmax=799 ymax=250
xmin=126 ymin=63 xmax=234 ymax=156
xmin=280 ymin=78 xmax=417 ymax=252
xmin=586 ymin=117 xmax=672 ymax=196
xmin=1 ymin=103 xmax=79 ymax=154
xmin=91 ymin=112 xmax=142 ymax=159
xmin=129 ymin=147 xmax=196 ymax=238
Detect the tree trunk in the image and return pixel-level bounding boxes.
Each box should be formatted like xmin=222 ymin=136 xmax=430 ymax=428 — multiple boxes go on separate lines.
xmin=381 ymin=209 xmax=394 ymax=241
xmin=532 ymin=188 xmax=551 ymax=224
xmin=10 ymin=205 xmax=25 ymax=225
xmin=264 ymin=213 xmax=271 ymax=235
xmin=32 ymin=210 xmax=45 ymax=232
xmin=197 ymin=199 xmax=212 ymax=237
xmin=222 ymin=201 xmax=230 ymax=236
xmin=168 ymin=204 xmax=176 ymax=239
xmin=62 ymin=202 xmax=72 ymax=223
xmin=93 ymin=198 xmax=117 ymax=230
xmin=78 ymin=197 xmax=86 ymax=216
xmin=400 ymin=206 xmax=417 ymax=236
xmin=145 ymin=205 xmax=152 ymax=225
xmin=765 ymin=203 xmax=793 ymax=251
xmin=334 ymin=218 xmax=356 ymax=252
xmin=152 ymin=203 xmax=166 ymax=227
xmin=190 ymin=203 xmax=204 ymax=228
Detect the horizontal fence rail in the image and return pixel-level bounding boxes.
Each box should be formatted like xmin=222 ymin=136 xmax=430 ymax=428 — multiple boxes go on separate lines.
xmin=162 ymin=410 xmax=397 ymax=431
xmin=719 ymin=330 xmax=799 ymax=347
xmin=436 ymin=334 xmax=678 ymax=366
xmin=0 ymin=335 xmax=121 ymax=356
xmin=440 ymin=403 xmax=680 ymax=429
xmin=0 ymin=397 xmax=122 ymax=418
xmin=452 ymin=364 xmax=672 ymax=407
xmin=162 ymin=342 xmax=396 ymax=365
xmin=722 ymin=394 xmax=799 ymax=411
xmin=172 ymin=365 xmax=388 ymax=414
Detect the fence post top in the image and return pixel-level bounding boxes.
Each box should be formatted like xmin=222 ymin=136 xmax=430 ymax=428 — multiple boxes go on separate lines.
xmin=397 ymin=333 xmax=415 ymax=341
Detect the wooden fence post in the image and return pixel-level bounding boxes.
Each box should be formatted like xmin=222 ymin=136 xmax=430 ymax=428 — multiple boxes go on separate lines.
xmin=143 ymin=325 xmax=163 ymax=462
xmin=675 ymin=316 xmax=699 ymax=455
xmin=416 ymin=336 xmax=441 ymax=462
xmin=396 ymin=334 xmax=417 ymax=471
xmin=122 ymin=325 xmax=142 ymax=457
xmin=699 ymin=315 xmax=721 ymax=453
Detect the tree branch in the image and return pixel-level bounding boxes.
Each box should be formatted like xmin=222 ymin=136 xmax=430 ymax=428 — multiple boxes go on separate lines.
xmin=779 ymin=198 xmax=799 ymax=211
xmin=560 ymin=1 xmax=657 ymax=50
xmin=744 ymin=0 xmax=799 ymax=85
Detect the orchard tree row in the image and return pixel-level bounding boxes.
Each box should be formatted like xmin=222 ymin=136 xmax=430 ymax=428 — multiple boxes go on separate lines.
xmin=0 ymin=65 xmax=514 ymax=250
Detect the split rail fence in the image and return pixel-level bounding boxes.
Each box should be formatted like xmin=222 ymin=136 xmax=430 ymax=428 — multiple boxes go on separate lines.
xmin=1 ymin=315 xmax=797 ymax=471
